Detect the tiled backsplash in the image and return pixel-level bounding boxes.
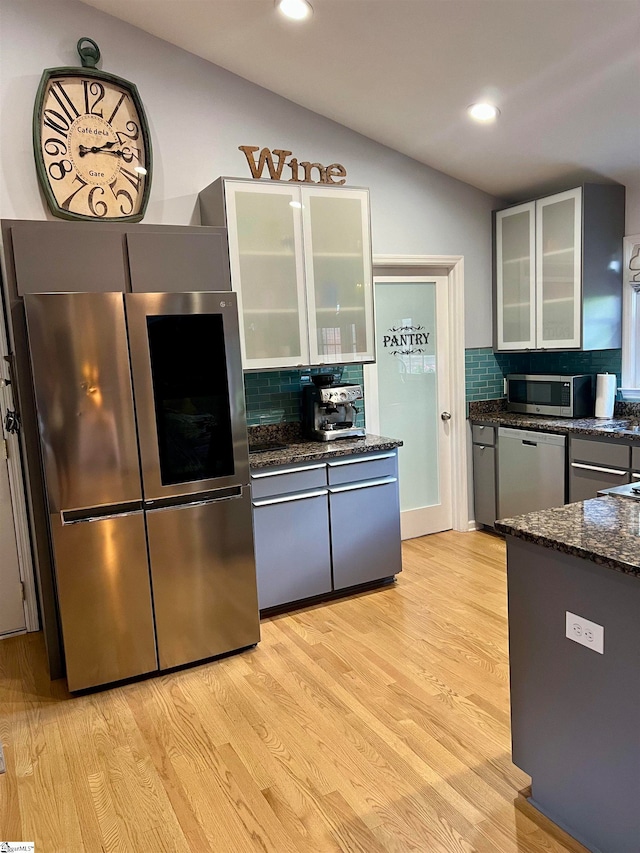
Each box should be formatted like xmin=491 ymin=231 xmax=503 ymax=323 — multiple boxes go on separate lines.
xmin=465 ymin=347 xmax=622 ymax=403
xmin=244 ymin=364 xmax=365 ymax=426
xmin=245 ymin=350 xmax=622 ymax=425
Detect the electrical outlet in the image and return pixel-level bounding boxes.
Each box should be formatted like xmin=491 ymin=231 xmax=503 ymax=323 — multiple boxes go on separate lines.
xmin=565 ymin=611 xmax=604 ymax=654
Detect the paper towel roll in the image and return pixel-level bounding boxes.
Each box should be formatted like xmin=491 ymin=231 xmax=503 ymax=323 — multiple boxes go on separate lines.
xmin=595 ymin=373 xmax=616 ymax=418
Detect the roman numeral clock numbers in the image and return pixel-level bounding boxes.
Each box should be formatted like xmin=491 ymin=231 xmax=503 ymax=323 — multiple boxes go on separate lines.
xmin=33 ymin=38 xmax=152 ymax=222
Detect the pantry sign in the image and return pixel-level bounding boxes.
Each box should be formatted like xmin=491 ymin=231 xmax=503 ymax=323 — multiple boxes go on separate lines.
xmin=382 ymin=324 xmax=430 ymax=357
xmin=238 ymin=145 xmax=347 ymax=185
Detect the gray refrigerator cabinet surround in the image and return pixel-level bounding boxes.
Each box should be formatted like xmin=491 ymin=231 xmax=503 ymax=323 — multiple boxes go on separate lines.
xmin=23 ymin=291 xmax=259 ymax=691
xmin=251 ymin=450 xmax=402 ymax=611
xmin=1 ymin=219 xmax=233 ymax=681
xmin=8 ymin=219 xmax=232 ymax=296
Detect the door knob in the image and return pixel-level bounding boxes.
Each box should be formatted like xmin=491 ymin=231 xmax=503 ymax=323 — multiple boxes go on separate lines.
xmin=441 ymin=411 xmax=451 ymax=421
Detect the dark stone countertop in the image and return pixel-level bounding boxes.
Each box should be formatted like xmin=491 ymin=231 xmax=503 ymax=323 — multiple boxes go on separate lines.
xmin=248 ymin=433 xmax=403 ymax=469
xmin=470 ymin=410 xmax=640 ymax=442
xmin=495 ymin=495 xmax=640 ymax=576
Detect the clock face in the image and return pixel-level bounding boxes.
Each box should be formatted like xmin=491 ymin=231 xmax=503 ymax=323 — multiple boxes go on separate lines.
xmin=35 ymin=71 xmax=151 ymax=221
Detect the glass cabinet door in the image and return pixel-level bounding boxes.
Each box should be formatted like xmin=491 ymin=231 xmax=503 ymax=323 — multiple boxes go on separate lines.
xmin=301 ymin=186 xmax=374 ymax=364
xmin=536 ymin=188 xmax=582 ymax=349
xmin=495 ymin=202 xmax=535 ymax=350
xmin=224 ymin=182 xmax=309 ymax=369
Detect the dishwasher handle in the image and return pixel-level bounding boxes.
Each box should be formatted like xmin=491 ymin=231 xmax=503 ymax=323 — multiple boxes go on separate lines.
xmin=522 ymin=439 xmax=537 ymax=447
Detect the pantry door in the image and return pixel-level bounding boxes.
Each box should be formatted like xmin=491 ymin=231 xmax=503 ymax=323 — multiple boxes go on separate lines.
xmin=365 ymin=276 xmax=452 ymax=538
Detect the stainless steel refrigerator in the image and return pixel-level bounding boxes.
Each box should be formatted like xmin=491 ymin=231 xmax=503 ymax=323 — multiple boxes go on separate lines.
xmin=24 ymin=291 xmax=259 ymax=691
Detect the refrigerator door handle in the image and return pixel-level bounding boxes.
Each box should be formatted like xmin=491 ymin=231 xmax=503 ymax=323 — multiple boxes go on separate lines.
xmin=144 ymin=486 xmax=245 ymax=512
xmin=61 ymin=502 xmax=144 ymax=525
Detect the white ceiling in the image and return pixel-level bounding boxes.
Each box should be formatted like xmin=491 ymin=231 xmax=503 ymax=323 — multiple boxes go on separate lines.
xmin=79 ymin=0 xmax=640 ymax=203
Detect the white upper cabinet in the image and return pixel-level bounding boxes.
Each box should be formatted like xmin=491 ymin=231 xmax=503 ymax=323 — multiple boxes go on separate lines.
xmin=224 ymin=181 xmax=308 ymax=369
xmin=494 ymin=184 xmax=625 ymax=352
xmin=199 ymin=178 xmax=374 ymax=370
xmin=301 ymin=186 xmax=374 ymax=365
xmin=495 ymin=201 xmax=536 ymax=349
xmin=535 ymin=189 xmax=581 ymax=349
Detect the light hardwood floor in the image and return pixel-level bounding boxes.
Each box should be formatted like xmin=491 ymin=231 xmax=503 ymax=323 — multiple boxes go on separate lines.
xmin=0 ymin=530 xmax=588 ymax=852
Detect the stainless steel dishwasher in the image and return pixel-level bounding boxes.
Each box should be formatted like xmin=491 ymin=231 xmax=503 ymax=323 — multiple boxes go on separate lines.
xmin=497 ymin=427 xmax=566 ymax=519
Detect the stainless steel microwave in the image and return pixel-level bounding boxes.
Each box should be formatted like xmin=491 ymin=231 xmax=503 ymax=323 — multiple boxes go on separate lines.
xmin=506 ymin=374 xmax=594 ymax=417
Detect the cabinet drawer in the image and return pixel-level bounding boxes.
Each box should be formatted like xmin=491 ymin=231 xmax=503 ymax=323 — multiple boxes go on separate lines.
xmin=569 ymin=465 xmax=630 ymax=502
xmin=472 ymin=424 xmax=496 ymax=446
xmin=327 ymin=451 xmax=397 ymax=485
xmin=251 ymin=463 xmax=326 ymax=499
xmin=570 ymin=437 xmax=630 ymax=470
xmin=632 ymin=447 xmax=640 ymax=472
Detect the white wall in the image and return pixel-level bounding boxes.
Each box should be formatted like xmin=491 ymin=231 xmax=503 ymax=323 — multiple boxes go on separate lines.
xmin=626 ymin=188 xmax=640 ymax=235
xmin=0 ymin=0 xmax=500 ymax=348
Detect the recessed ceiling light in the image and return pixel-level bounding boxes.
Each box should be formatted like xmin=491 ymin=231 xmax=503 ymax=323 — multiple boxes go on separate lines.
xmin=467 ymin=103 xmax=500 ymax=123
xmin=276 ymin=0 xmax=313 ymax=21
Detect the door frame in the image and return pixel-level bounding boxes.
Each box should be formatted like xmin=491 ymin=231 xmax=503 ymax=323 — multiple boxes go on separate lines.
xmin=0 ymin=297 xmax=39 ymax=632
xmin=369 ymin=254 xmax=468 ymax=533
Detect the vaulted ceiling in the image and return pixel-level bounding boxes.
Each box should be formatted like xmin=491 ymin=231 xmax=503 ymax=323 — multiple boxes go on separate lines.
xmin=79 ymin=0 xmax=640 ymax=203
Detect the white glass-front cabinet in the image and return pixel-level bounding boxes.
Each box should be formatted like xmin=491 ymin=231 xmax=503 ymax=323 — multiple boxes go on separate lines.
xmin=203 ymin=178 xmax=374 ymax=370
xmin=536 ymin=189 xmax=581 ymax=349
xmin=495 ymin=201 xmax=536 ymax=349
xmin=302 ymin=186 xmax=374 ymax=366
xmin=495 ymin=188 xmax=581 ymax=350
xmin=224 ymin=182 xmax=308 ymax=369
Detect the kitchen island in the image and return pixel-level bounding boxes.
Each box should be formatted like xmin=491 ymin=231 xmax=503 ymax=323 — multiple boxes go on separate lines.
xmin=496 ymin=496 xmax=640 ymax=853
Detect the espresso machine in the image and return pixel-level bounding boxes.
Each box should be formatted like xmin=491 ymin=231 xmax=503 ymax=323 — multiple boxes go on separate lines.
xmin=302 ymin=376 xmax=366 ymax=441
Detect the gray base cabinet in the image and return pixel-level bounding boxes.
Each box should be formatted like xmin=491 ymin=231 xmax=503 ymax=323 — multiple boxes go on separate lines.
xmin=631 ymin=446 xmax=639 ymax=486
xmin=329 ymin=480 xmax=401 ymax=588
xmin=251 ymin=450 xmax=402 ymax=611
xmin=569 ymin=436 xmax=631 ymax=502
xmin=253 ymin=490 xmax=332 ymax=610
xmin=507 ymin=536 xmax=640 ymax=853
xmin=471 ymin=425 xmax=497 ymax=527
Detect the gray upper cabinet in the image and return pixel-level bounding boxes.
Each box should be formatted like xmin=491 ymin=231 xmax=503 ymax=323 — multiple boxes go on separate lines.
xmin=11 ymin=221 xmax=128 ymax=295
xmin=7 ymin=220 xmax=231 ymax=297
xmin=494 ymin=183 xmax=625 ymax=351
xmin=126 ymin=228 xmax=230 ymax=292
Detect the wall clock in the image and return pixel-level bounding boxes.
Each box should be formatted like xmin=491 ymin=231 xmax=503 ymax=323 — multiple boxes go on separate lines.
xmin=33 ymin=38 xmax=152 ymax=222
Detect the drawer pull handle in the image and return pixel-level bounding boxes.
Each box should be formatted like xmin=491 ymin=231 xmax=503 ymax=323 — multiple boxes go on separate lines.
xmin=251 ymin=463 xmax=325 ymax=478
xmin=632 ymin=473 xmax=640 ymax=480
xmin=571 ymin=462 xmax=627 ymax=476
xmin=327 ymin=452 xmax=395 ymax=467
xmin=253 ymin=489 xmax=328 ymax=507
xmin=329 ymin=477 xmax=397 ymax=493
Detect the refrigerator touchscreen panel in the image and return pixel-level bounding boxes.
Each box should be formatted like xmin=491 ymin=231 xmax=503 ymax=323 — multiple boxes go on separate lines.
xmin=147 ymin=313 xmax=235 ymax=485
